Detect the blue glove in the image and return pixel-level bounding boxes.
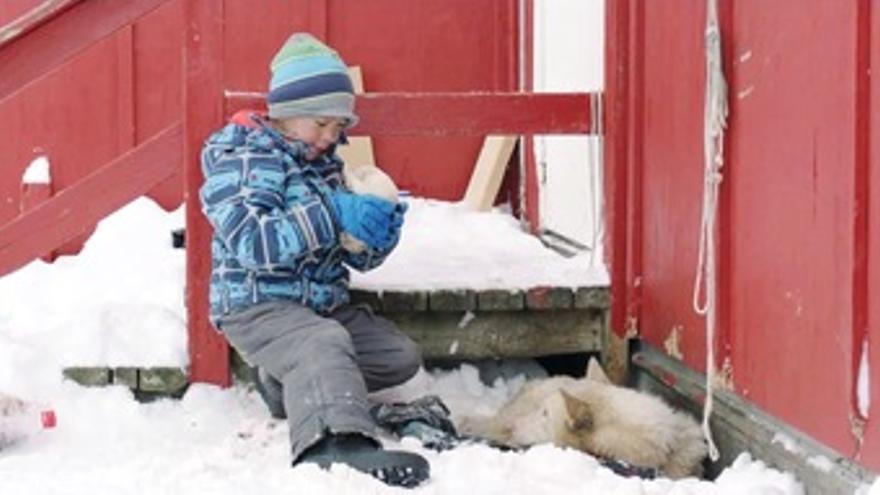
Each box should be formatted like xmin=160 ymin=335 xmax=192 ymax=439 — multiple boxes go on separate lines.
xmin=331 ymin=192 xmax=398 ymax=249
xmin=390 ymin=202 xmax=408 ymax=229
xmin=379 ymin=202 xmax=409 ymax=250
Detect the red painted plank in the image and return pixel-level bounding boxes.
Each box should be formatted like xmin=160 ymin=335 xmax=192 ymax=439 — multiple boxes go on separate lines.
xmin=133 ymin=0 xmax=183 ymax=211
xmin=0 ymin=123 xmax=181 ymax=277
xmin=184 ymin=0 xmax=230 ymax=387
xmin=604 ymin=0 xmax=641 ymax=338
xmin=725 ymin=2 xmax=861 ymax=456
xmin=638 ymin=2 xmax=706 ymax=369
xmin=0 ymin=0 xmax=78 ymax=47
xmin=859 ymin=1 xmax=880 ymax=471
xmin=0 ymin=0 xmax=169 ymax=103
xmin=225 ymin=92 xmax=595 ymax=136
xmin=116 ymin=25 xmax=135 ymax=152
xmin=522 ymin=0 xmax=539 ymax=232
xmin=851 ymin=0 xmax=871 ymax=448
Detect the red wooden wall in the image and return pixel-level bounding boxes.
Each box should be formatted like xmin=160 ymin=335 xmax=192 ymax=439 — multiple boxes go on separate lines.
xmin=220 ymin=0 xmax=519 ymax=200
xmin=0 ymin=0 xmax=518 ymax=235
xmin=0 ymin=0 xmax=182 ymax=231
xmin=607 ymin=0 xmax=879 ymax=470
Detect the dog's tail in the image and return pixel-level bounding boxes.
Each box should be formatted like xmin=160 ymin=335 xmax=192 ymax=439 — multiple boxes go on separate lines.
xmin=661 ymin=411 xmax=710 ymax=478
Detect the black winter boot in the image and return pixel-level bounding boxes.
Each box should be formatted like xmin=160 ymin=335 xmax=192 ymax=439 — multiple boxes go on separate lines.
xmin=297 ymin=433 xmax=430 ymax=488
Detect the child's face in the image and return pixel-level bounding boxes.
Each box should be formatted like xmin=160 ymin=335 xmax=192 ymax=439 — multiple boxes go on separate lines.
xmin=274 ymin=117 xmax=347 ymax=160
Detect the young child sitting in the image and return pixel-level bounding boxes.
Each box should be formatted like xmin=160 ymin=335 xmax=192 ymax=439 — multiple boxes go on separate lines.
xmin=199 ymin=32 xmax=428 ymax=488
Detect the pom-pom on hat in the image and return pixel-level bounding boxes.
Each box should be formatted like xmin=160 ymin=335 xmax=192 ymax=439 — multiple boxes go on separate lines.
xmin=267 ymin=33 xmax=358 ymax=128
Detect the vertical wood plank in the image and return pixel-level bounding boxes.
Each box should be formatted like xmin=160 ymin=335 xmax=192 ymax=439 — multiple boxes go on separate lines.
xmin=604 ymin=0 xmax=636 ymax=338
xmin=183 ymin=0 xmax=229 ymax=387
xmin=862 ymin=0 xmax=880 ymax=471
xmin=522 ymin=0 xmax=539 ymax=232
xmin=851 ymin=0 xmax=872 ymax=462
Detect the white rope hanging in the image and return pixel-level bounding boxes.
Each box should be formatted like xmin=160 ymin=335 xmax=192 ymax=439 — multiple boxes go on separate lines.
xmin=692 ymin=0 xmax=728 ymax=462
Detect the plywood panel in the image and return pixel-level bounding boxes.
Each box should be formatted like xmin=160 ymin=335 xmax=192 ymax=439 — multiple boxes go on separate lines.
xmin=462 ymin=135 xmax=517 ymax=211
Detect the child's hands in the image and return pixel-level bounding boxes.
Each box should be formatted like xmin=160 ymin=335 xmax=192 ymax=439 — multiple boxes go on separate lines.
xmin=331 ymin=192 xmax=400 ymax=250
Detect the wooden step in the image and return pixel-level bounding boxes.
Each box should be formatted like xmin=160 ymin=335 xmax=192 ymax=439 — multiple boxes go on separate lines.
xmin=62 ymin=286 xmax=610 ymax=397
xmin=351 ymin=286 xmax=609 ymax=361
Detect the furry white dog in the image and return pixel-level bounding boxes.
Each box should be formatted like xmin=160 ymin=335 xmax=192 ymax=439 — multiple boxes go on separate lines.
xmin=340 ymin=163 xmax=399 ymax=253
xmin=458 ymin=358 xmax=707 ymax=479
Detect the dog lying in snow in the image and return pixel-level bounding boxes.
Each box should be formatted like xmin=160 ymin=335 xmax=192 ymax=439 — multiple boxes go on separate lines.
xmin=340 ymin=163 xmax=400 ymax=253
xmin=458 ymin=358 xmax=707 ymax=479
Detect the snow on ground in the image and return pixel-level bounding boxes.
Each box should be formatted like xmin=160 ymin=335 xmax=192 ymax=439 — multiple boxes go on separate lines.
xmin=0 ymin=196 xmax=844 ymax=494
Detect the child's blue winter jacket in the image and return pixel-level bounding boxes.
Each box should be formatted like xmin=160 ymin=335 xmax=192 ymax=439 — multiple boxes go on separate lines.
xmin=199 ymin=115 xmax=393 ymax=321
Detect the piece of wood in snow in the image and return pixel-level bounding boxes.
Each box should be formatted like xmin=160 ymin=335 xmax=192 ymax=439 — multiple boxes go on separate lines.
xmin=461 ymin=135 xmax=517 ymax=211
xmin=336 ymin=66 xmax=376 ymax=167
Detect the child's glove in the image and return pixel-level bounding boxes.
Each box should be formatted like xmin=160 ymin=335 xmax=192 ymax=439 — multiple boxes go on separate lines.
xmin=331 ymin=191 xmax=398 ymax=250
xmin=380 ymin=202 xmax=408 ymax=250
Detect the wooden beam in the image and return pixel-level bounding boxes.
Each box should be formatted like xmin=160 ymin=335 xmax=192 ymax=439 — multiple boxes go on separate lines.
xmin=0 ymin=0 xmax=170 ymax=103
xmin=225 ymin=92 xmax=597 ymax=136
xmin=183 ymin=0 xmax=230 ymax=387
xmin=462 ymin=135 xmax=518 ymax=211
xmin=0 ymin=123 xmax=182 ymax=277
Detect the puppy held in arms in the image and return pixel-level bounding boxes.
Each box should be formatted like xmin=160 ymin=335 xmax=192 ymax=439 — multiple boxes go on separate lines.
xmin=341 ymin=163 xmax=399 ymax=253
xmin=458 ymin=358 xmax=707 ymax=479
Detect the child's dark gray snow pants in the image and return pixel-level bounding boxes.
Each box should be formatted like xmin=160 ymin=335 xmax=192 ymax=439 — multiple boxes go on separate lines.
xmin=217 ymin=300 xmax=422 ymax=461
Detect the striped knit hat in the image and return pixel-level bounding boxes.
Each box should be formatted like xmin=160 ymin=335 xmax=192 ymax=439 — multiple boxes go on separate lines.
xmin=267 ymin=33 xmax=358 ymax=127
